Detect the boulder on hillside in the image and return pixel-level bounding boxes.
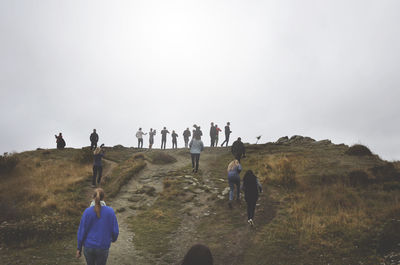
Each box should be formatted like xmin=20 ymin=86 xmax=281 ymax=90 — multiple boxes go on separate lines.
xmin=313 ymin=139 xmax=332 ymax=145
xmin=288 ymin=135 xmax=315 ymax=144
xmin=276 ymin=136 xmax=289 ymax=144
xmin=345 ymin=144 xmax=372 ymax=156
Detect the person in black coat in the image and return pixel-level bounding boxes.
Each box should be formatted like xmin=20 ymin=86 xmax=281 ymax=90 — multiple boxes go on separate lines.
xmin=220 ymin=122 xmax=232 ymax=147
xmin=231 ymin=137 xmax=245 ymax=162
xmin=90 ymin=129 xmax=99 ymax=150
xmin=55 ymin=133 xmax=66 ymax=149
xmin=209 ymin=122 xmax=217 ymax=147
xmin=242 ymin=170 xmax=262 ymax=226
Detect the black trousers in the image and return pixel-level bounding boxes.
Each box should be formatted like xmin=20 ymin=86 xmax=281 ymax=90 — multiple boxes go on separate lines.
xmin=90 ymin=141 xmax=97 ymax=150
xmin=246 ymin=200 xmax=257 ymax=220
xmin=161 ymin=138 xmax=166 ymax=149
xmin=138 ymin=138 xmax=143 ymax=148
xmin=172 ymin=139 xmax=177 ymax=149
xmin=191 ymin=153 xmax=200 ymax=172
xmin=210 ymin=136 xmax=216 ymax=147
xmin=92 ymin=165 xmax=103 ymax=185
xmin=221 ymin=134 xmax=230 ymax=147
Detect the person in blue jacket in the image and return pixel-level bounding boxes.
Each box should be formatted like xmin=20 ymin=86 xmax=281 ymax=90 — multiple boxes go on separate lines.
xmin=76 ymin=188 xmax=119 ymax=265
xmin=227 ymin=159 xmax=242 ymax=209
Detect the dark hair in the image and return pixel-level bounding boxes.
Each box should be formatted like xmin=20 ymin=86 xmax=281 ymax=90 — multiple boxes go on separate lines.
xmin=243 ymin=170 xmax=257 ymax=186
xmin=181 ymin=244 xmax=213 ymax=265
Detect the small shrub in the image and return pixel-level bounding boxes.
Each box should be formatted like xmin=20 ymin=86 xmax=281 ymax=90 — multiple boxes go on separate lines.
xmin=0 ymin=153 xmax=19 ymax=175
xmin=370 ymin=163 xmax=399 ymax=183
xmin=347 ymin=170 xmax=370 ymax=187
xmin=270 ymin=158 xmax=296 ymax=189
xmin=345 ymin=144 xmax=373 ymax=156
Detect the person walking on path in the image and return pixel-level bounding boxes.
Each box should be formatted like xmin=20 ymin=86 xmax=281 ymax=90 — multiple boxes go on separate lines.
xmin=215 ymin=124 xmax=222 ymax=146
xmin=242 ymin=170 xmax=262 ymax=226
xmin=161 ymin=127 xmax=170 ymax=150
xmin=148 ymin=128 xmax=156 ymax=149
xmin=171 ymin=130 xmax=179 ymax=149
xmin=90 ymin=129 xmax=99 ymax=150
xmin=76 ymin=188 xmax=119 ymax=265
xmin=55 ymin=133 xmax=66 ymax=149
xmin=220 ymin=122 xmax=232 ymax=147
xmin=183 ymin=128 xmax=191 ymax=148
xmin=189 ymin=134 xmax=204 ymax=173
xmin=209 ymin=122 xmax=217 ymax=147
xmin=92 ymin=145 xmax=105 ymax=188
xmin=227 ymin=159 xmax=242 ymax=209
xmin=231 ymin=137 xmax=246 ymax=162
xmin=181 ymin=244 xmax=214 ymax=265
xmin=136 ymin=128 xmax=147 ymax=149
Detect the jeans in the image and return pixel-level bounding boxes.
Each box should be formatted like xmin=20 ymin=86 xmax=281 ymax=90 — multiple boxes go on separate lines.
xmin=246 ymin=200 xmax=257 ymax=220
xmin=92 ymin=165 xmax=103 ymax=185
xmin=191 ymin=153 xmax=200 ymax=172
xmin=184 ymin=137 xmax=189 ymax=148
xmin=172 ymin=139 xmax=177 ymax=149
xmin=90 ymin=141 xmax=97 ymax=150
xmin=138 ymin=138 xmax=143 ymax=148
xmin=84 ymin=247 xmax=109 ymax=265
xmin=221 ymin=134 xmax=230 ymax=147
xmin=228 ymin=175 xmax=240 ymax=201
xmin=161 ymin=138 xmax=166 ymax=149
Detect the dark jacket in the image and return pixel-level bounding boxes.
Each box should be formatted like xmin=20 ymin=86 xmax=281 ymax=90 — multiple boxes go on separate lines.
xmin=183 ymin=129 xmax=191 ymax=139
xmin=56 ymin=135 xmax=66 ymax=149
xmin=231 ymin=140 xmax=245 ymax=156
xmin=210 ymin=126 xmax=217 ymax=138
xmin=242 ymin=171 xmax=262 ymax=202
xmin=90 ymin=132 xmax=99 ymax=143
xmin=224 ymin=125 xmax=231 ymax=136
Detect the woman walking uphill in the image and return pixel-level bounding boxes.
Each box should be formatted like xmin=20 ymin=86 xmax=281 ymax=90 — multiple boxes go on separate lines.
xmin=76 ymin=188 xmax=119 ymax=265
xmin=227 ymin=159 xmax=242 ymax=209
xmin=92 ymin=146 xmax=104 ymax=188
xmin=189 ymin=134 xmax=204 ymax=173
xmin=242 ymin=170 xmax=262 ymax=226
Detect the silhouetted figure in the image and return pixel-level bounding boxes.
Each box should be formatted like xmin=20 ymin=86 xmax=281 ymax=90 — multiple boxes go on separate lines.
xmin=215 ymin=124 xmax=222 ymax=146
xmin=161 ymin=127 xmax=170 ymax=149
xmin=231 ymin=137 xmax=246 ymax=162
xmin=171 ymin=130 xmax=178 ymax=149
xmin=181 ymin=244 xmax=214 ymax=265
xmin=227 ymin=159 xmax=242 ymax=209
xmin=90 ymin=129 xmax=99 ymax=150
xmin=220 ymin=122 xmax=232 ymax=147
xmin=136 ymin=128 xmax=147 ymax=148
xmin=209 ymin=122 xmax=217 ymax=147
xmin=92 ymin=146 xmax=104 ymax=187
xmin=183 ymin=128 xmax=191 ymax=148
xmin=76 ymin=188 xmax=119 ymax=264
xmin=193 ymin=124 xmax=203 ymax=139
xmin=149 ymin=128 xmax=156 ymax=149
xmin=55 ymin=133 xmax=66 ymax=149
xmin=242 ymin=170 xmax=262 ymax=226
xmin=189 ymin=134 xmax=204 ymax=173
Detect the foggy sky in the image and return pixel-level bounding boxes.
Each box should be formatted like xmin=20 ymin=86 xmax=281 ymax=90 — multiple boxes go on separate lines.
xmin=1 ymin=0 xmax=400 ymax=160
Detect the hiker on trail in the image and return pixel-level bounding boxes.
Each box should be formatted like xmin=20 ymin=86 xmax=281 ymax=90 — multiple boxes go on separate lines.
xmin=148 ymin=128 xmax=156 ymax=149
xmin=215 ymin=124 xmax=222 ymax=146
xmin=90 ymin=129 xmax=99 ymax=150
xmin=161 ymin=127 xmax=170 ymax=150
xmin=209 ymin=122 xmax=217 ymax=147
xmin=189 ymin=134 xmax=204 ymax=173
xmin=181 ymin=244 xmax=214 ymax=265
xmin=55 ymin=133 xmax=66 ymax=149
xmin=183 ymin=128 xmax=191 ymax=148
xmin=136 ymin=128 xmax=147 ymax=149
xmin=231 ymin=137 xmax=246 ymax=162
xmin=227 ymin=159 xmax=242 ymax=209
xmin=220 ymin=122 xmax=232 ymax=147
xmin=242 ymin=170 xmax=262 ymax=227
xmin=172 ymin=130 xmax=178 ymax=149
xmin=76 ymin=188 xmax=119 ymax=265
xmin=92 ymin=145 xmax=105 ymax=187
xmin=193 ymin=124 xmax=203 ymax=139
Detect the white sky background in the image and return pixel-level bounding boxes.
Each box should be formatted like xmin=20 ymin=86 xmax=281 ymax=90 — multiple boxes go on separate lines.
xmin=1 ymin=0 xmax=400 ymax=160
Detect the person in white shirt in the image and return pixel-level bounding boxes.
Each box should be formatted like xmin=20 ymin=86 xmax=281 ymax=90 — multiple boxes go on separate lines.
xmin=136 ymin=128 xmax=147 ymax=148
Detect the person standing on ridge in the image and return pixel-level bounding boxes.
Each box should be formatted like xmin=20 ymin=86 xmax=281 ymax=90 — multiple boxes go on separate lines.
xmin=148 ymin=128 xmax=156 ymax=149
xmin=227 ymin=159 xmax=242 ymax=209
xmin=215 ymin=124 xmax=222 ymax=146
xmin=76 ymin=188 xmax=119 ymax=264
xmin=161 ymin=127 xmax=170 ymax=149
xmin=92 ymin=145 xmax=105 ymax=188
xmin=209 ymin=122 xmax=217 ymax=147
xmin=55 ymin=133 xmax=66 ymax=149
xmin=90 ymin=129 xmax=99 ymax=150
xmin=193 ymin=124 xmax=203 ymax=139
xmin=220 ymin=122 xmax=232 ymax=147
xmin=242 ymin=170 xmax=262 ymax=227
xmin=172 ymin=130 xmax=178 ymax=149
xmin=183 ymin=128 xmax=191 ymax=148
xmin=136 ymin=128 xmax=147 ymax=149
xmin=189 ymin=134 xmax=204 ymax=173
xmin=231 ymin=137 xmax=246 ymax=162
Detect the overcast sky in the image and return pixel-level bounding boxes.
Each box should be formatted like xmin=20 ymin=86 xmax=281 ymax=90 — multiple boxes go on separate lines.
xmin=1 ymin=0 xmax=399 ymax=160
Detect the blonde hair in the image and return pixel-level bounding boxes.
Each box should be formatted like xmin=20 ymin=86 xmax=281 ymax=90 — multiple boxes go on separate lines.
xmin=94 ymin=147 xmax=101 ymax=155
xmin=227 ymin=160 xmax=239 ymax=172
xmin=93 ymin=188 xmax=105 ymax=218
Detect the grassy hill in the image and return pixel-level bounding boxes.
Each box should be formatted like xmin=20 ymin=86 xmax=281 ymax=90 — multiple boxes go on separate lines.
xmin=1 ymin=138 xmax=400 ymax=264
